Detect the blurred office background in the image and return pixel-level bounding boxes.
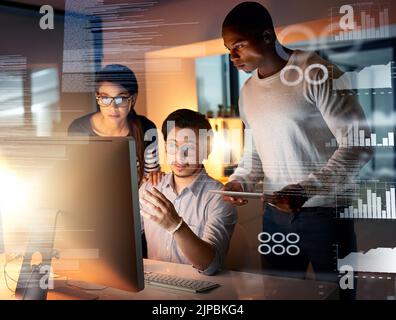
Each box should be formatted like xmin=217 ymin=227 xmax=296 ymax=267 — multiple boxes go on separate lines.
xmin=1 ymin=1 xmax=396 ymax=295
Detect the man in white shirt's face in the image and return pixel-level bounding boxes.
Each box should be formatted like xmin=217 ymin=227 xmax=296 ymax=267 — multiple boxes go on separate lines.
xmin=222 ymin=27 xmax=270 ymax=73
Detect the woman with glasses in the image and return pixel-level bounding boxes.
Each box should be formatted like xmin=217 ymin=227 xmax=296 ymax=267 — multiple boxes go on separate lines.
xmin=68 ymin=64 xmax=162 ymax=184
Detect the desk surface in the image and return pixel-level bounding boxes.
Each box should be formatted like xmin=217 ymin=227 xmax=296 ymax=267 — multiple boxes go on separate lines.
xmin=57 ymin=259 xmax=337 ymax=300
xmin=0 ymin=257 xmax=337 ymax=300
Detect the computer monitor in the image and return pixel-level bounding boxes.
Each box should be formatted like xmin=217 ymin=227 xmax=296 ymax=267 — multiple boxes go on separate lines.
xmin=0 ymin=137 xmax=144 ymax=299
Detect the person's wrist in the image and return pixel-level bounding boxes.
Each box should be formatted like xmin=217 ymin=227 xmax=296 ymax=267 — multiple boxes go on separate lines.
xmin=168 ymin=217 xmax=183 ymax=235
xmin=227 ymin=178 xmax=244 ymax=191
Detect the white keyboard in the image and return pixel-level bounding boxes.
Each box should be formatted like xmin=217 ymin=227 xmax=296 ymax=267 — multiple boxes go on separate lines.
xmin=144 ymin=271 xmax=220 ymax=293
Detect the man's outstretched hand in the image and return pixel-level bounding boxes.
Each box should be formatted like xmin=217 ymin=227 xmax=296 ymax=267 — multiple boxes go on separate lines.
xmin=221 ymin=180 xmax=248 ymax=206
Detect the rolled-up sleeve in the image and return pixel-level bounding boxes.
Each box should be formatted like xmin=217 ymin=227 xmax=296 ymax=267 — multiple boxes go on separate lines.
xmin=198 ymin=195 xmax=238 ymax=275
xmin=229 ymin=95 xmax=264 ymax=192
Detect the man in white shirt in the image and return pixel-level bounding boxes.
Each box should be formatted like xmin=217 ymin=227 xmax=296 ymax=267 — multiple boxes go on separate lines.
xmin=221 ymin=2 xmax=373 ymax=285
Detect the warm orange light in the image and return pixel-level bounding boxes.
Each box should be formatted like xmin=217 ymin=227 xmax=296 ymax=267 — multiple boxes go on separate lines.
xmin=0 ymin=160 xmax=40 ymax=253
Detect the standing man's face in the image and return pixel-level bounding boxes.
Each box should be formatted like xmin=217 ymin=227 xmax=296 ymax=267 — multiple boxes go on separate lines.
xmin=222 ymin=27 xmax=268 ymax=73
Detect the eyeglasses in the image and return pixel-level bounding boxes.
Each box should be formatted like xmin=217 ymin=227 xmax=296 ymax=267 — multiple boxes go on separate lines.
xmin=96 ymin=95 xmax=132 ymax=108
xmin=166 ymin=142 xmax=197 ymax=156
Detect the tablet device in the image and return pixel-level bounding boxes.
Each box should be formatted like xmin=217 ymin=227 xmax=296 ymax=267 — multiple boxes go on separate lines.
xmin=208 ymin=190 xmax=263 ymax=199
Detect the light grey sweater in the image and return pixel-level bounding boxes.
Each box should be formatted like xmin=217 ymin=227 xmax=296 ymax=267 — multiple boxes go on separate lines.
xmin=230 ymin=50 xmax=373 ymax=207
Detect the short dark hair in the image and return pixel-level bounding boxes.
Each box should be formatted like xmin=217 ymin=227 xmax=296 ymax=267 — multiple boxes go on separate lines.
xmin=161 ymin=109 xmax=212 ymax=141
xmin=222 ymin=2 xmax=275 ymax=39
xmin=95 ymin=64 xmax=138 ymax=96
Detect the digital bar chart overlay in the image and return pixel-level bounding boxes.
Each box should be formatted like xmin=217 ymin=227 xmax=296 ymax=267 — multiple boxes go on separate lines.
xmin=338 ymin=247 xmax=396 ymax=273
xmin=332 ymin=62 xmax=393 ymax=90
xmin=330 ymin=3 xmax=390 ymax=41
xmin=339 ymin=186 xmax=396 ymax=219
xmin=325 ymin=122 xmax=394 ymax=148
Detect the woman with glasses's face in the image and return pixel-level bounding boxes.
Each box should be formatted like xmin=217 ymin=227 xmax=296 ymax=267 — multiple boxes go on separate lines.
xmin=92 ymin=81 xmax=136 ymax=136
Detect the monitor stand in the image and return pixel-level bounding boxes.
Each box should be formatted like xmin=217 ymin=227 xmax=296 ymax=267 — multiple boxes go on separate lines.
xmin=66 ymin=280 xmax=107 ymax=291
xmin=48 ymin=279 xmax=101 ymax=300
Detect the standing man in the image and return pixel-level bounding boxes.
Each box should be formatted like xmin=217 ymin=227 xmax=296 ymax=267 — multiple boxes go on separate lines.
xmin=221 ymin=2 xmax=373 ymax=283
